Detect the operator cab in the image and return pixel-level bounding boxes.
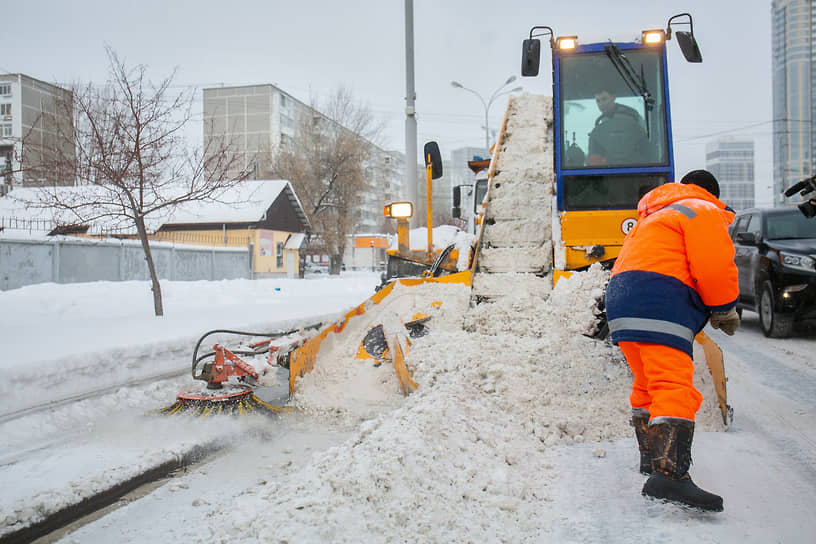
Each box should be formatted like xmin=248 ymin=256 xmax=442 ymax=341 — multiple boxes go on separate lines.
xmin=558 ymin=45 xmax=670 ymax=211
xmin=521 ymin=13 xmax=703 ymax=272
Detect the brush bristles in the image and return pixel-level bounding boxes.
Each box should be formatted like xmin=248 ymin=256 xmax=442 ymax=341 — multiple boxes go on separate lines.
xmin=157 ymin=394 xmax=291 ymax=417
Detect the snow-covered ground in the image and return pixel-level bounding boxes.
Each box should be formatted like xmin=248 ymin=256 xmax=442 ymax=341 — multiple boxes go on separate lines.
xmin=1 ymin=270 xmax=814 ymax=543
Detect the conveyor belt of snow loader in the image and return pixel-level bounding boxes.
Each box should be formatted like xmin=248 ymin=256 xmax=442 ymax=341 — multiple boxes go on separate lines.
xmin=471 ymin=94 xmax=555 ymax=303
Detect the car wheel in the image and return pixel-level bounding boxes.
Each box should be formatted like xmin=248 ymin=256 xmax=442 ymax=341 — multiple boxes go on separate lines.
xmin=758 ymin=281 xmax=794 ymax=338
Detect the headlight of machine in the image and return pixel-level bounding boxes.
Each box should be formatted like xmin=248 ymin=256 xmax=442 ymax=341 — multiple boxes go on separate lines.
xmin=780 ymin=251 xmax=816 ymax=272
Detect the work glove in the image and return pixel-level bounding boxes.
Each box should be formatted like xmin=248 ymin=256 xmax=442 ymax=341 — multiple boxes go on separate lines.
xmin=710 ymin=308 xmax=740 ymax=336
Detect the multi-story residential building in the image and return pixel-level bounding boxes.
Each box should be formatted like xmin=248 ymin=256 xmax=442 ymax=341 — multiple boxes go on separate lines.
xmin=772 ymin=0 xmax=816 ymax=206
xmin=706 ymin=138 xmax=756 ymax=211
xmin=202 ymin=84 xmax=304 ymax=181
xmin=202 ymin=83 xmax=403 ymax=234
xmin=0 ymin=74 xmax=74 ymax=190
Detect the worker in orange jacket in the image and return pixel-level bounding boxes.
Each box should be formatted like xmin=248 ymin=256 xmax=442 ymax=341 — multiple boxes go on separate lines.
xmin=604 ymin=170 xmax=740 ymax=512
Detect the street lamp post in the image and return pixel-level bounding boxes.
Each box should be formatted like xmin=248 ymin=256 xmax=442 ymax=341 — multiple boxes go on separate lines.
xmin=451 ymin=76 xmax=523 ymax=153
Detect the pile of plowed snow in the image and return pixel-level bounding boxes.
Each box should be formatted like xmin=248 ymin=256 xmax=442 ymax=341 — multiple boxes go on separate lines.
xmin=208 ymin=266 xmax=724 ymax=543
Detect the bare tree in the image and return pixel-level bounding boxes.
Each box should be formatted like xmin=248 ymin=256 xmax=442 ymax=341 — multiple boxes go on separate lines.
xmin=24 ymin=47 xmax=250 ymax=315
xmin=272 ymin=88 xmax=383 ymax=274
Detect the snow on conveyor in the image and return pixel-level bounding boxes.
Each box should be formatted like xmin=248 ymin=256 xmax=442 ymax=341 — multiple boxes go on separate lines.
xmin=472 ymin=93 xmax=555 ymax=301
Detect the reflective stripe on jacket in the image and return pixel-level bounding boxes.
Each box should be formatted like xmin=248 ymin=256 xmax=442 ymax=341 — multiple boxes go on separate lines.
xmin=605 ymin=183 xmax=738 ymax=356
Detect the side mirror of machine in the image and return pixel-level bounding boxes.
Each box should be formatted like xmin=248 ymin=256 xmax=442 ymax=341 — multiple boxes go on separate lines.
xmin=735 ymin=232 xmax=757 ymax=245
xmin=521 ymin=39 xmax=541 ymax=77
xmin=667 ymin=13 xmax=702 ymax=63
xmin=675 ymin=31 xmax=702 ymax=63
xmin=424 ymin=141 xmax=443 ymax=180
xmin=452 ymin=186 xmax=461 ymax=208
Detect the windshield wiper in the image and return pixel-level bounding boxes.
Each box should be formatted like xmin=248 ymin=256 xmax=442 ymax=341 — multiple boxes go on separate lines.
xmin=604 ymin=43 xmax=654 ymax=136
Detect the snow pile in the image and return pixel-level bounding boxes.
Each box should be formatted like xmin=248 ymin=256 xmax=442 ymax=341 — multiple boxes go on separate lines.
xmin=205 ymin=267 xmax=725 ymax=543
xmin=290 ymin=281 xmax=471 ymax=426
xmin=466 ymin=264 xmax=606 ymax=338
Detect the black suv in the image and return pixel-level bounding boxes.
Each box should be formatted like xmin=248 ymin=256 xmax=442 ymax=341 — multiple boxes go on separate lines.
xmin=730 ymin=207 xmax=816 ymax=337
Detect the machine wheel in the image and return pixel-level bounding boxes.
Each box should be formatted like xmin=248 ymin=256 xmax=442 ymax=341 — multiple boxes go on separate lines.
xmin=758 ymin=281 xmax=793 ymax=338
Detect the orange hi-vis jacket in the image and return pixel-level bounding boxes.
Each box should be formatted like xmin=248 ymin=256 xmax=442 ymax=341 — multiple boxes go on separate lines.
xmin=605 ymin=183 xmax=739 ymax=356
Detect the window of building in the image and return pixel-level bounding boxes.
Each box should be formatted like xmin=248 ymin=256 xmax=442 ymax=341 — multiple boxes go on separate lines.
xmin=0 ymin=123 xmax=11 ymax=137
xmin=0 ymin=84 xmax=10 ymax=97
xmin=276 ymin=242 xmax=284 ymax=268
xmin=280 ymin=113 xmax=293 ymax=129
xmin=0 ymin=103 xmax=10 ymax=118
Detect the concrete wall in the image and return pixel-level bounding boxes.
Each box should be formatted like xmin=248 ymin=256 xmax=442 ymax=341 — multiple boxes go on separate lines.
xmin=0 ymin=236 xmax=251 ymax=291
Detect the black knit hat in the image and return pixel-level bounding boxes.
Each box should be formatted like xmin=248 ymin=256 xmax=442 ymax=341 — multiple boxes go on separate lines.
xmin=680 ymin=169 xmax=720 ymax=198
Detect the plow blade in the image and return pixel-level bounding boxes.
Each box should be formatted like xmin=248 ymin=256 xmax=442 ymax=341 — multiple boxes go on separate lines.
xmin=391 ymin=334 xmax=418 ymax=396
xmin=694 ymin=331 xmax=733 ymax=426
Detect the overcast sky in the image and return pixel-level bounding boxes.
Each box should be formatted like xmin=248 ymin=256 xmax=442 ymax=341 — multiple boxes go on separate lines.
xmin=4 ymin=0 xmax=774 ymax=204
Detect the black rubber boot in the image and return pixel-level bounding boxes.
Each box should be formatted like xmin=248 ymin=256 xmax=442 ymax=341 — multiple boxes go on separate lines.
xmin=642 ymin=418 xmax=723 ymax=512
xmin=631 ymin=408 xmax=652 ymax=475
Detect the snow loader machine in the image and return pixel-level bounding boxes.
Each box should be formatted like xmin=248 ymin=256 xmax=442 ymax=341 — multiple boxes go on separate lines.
xmin=160 ymin=12 xmax=730 ymax=425
xmin=513 ymin=12 xmax=729 ymax=423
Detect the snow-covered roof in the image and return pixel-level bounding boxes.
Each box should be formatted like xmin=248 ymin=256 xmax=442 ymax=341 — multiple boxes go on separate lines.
xmin=163 ymin=180 xmax=292 ymax=224
xmin=0 ymin=180 xmax=310 ymax=235
xmin=284 ymin=232 xmax=307 ymax=249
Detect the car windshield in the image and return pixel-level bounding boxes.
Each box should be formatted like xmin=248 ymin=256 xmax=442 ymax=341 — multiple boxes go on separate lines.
xmin=765 ymin=211 xmax=816 ymax=239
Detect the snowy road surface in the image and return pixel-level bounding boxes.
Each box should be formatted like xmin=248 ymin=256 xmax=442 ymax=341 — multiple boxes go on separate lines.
xmin=1 ymin=273 xmax=814 ymax=543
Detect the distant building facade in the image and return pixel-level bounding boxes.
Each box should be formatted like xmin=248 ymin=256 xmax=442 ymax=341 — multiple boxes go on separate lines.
xmin=0 ymin=74 xmax=74 ymax=190
xmin=202 ymin=84 xmax=403 ymax=234
xmin=706 ymin=138 xmax=755 ymax=211
xmin=772 ymin=0 xmax=816 ymax=206
xmin=202 ymin=85 xmax=305 ymax=181
xmin=450 ymin=146 xmax=487 ymax=190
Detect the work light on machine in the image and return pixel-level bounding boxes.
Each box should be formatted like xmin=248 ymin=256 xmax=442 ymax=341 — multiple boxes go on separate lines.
xmin=642 ymin=29 xmax=665 ymax=45
xmin=384 ymin=202 xmax=413 ymax=218
xmin=556 ymin=36 xmax=578 ymax=50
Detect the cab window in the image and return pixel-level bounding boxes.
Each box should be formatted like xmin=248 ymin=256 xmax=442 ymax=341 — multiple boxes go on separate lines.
xmin=559 ymin=49 xmax=668 ymax=169
xmin=563 ymin=173 xmax=665 ymax=210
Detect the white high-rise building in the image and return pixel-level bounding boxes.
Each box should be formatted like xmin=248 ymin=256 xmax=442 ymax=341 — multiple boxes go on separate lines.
xmin=772 ymin=0 xmax=816 ymax=206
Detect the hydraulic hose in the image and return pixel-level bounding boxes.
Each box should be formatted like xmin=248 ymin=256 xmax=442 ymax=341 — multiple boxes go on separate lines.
xmin=190 ymin=325 xmax=322 ymax=379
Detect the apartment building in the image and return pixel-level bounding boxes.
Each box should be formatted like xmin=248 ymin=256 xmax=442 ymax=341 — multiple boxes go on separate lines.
xmin=0 ymin=74 xmax=74 ymax=191
xmin=202 ymin=83 xmax=403 ymax=234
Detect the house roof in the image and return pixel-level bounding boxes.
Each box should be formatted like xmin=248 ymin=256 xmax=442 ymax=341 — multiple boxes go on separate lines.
xmin=163 ymin=180 xmax=310 ymax=231
xmin=0 ymin=180 xmax=310 ymax=235
xmin=284 ymin=232 xmax=306 ymax=250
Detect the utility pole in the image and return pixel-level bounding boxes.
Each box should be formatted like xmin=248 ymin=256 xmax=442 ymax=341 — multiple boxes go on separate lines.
xmin=404 ymin=0 xmax=417 ymax=224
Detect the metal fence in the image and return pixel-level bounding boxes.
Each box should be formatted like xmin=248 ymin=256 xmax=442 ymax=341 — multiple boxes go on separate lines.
xmin=0 ymin=236 xmax=252 ymax=291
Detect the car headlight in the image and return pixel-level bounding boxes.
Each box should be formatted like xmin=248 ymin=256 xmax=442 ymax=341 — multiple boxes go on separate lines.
xmin=780 ymin=251 xmax=815 ymax=272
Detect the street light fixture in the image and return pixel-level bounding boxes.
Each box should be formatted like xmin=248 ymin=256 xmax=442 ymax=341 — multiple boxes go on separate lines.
xmin=451 ymin=75 xmax=523 ymax=153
